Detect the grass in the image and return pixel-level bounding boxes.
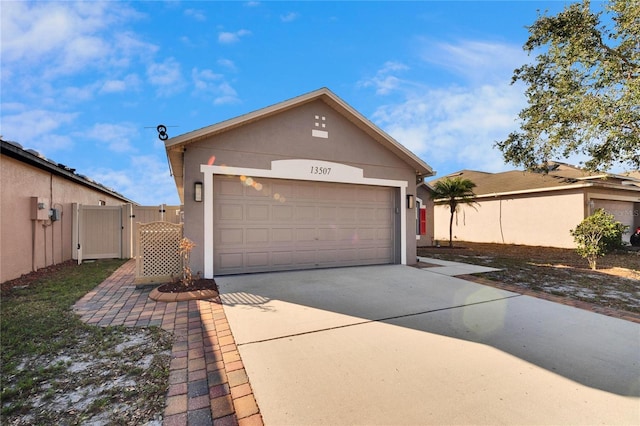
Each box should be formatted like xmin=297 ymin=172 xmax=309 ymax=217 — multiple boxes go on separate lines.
xmin=1 ymin=259 xmax=173 ymax=425
xmin=418 ymin=242 xmax=640 ymax=313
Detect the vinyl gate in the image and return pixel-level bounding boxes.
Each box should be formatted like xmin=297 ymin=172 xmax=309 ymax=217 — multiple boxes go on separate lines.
xmin=72 ymin=204 xmax=182 ymax=263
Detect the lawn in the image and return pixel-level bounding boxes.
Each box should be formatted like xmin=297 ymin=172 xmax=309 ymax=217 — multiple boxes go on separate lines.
xmin=1 ymin=259 xmax=173 ymax=425
xmin=418 ymin=242 xmax=640 ymax=314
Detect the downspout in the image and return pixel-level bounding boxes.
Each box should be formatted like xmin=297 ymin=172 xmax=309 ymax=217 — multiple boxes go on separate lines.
xmin=499 ymin=197 xmax=505 ymax=243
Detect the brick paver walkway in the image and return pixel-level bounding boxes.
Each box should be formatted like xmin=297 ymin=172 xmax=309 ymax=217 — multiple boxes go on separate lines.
xmin=73 ymin=260 xmax=263 ymax=426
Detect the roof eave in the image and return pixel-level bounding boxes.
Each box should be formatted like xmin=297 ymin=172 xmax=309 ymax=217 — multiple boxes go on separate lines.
xmin=1 ymin=140 xmax=136 ymax=204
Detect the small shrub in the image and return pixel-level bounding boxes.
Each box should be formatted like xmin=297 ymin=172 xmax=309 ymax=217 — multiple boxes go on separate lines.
xmin=570 ymin=209 xmax=628 ymax=270
xmin=177 ymin=237 xmax=197 ymax=288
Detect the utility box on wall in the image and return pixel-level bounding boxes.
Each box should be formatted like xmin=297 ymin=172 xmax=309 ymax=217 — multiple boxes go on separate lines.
xmin=30 ymin=196 xmax=50 ymax=221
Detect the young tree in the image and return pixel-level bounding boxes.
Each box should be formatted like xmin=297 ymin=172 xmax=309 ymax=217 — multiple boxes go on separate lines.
xmin=570 ymin=208 xmax=627 ymax=270
xmin=430 ymin=177 xmax=478 ymax=248
xmin=496 ymin=0 xmax=640 ymax=172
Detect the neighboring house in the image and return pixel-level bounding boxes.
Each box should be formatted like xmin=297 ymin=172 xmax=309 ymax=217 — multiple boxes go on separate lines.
xmin=0 ymin=139 xmax=136 ymax=283
xmin=165 ymin=88 xmax=435 ymax=278
xmin=430 ymin=162 xmax=640 ymax=248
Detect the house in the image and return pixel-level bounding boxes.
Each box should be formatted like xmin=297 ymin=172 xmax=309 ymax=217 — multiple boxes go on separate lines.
xmin=429 ymin=163 xmax=640 ymax=248
xmin=165 ymin=88 xmax=435 ymax=278
xmin=0 ymin=139 xmax=136 ymax=283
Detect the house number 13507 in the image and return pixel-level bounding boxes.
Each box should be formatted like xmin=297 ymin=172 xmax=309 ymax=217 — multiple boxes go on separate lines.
xmin=310 ymin=166 xmax=331 ymax=175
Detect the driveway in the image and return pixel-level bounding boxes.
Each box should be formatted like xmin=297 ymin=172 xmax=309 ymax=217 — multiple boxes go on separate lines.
xmin=217 ymin=264 xmax=640 ymax=425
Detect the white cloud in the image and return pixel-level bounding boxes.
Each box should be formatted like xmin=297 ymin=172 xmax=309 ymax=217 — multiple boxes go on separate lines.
xmin=373 ymin=83 xmax=525 ymax=174
xmin=100 ymin=74 xmax=141 ymax=94
xmin=147 ymin=58 xmax=185 ymax=96
xmin=357 ymin=61 xmax=412 ymax=95
xmin=218 ymin=29 xmax=251 ymax=44
xmin=192 ymin=68 xmax=240 ymax=105
xmin=184 ymin=8 xmax=206 ymax=21
xmin=0 ymin=110 xmax=78 ymax=151
xmin=88 ymin=155 xmax=181 ymax=205
xmin=419 ymin=39 xmax=527 ymax=84
xmin=1 ymin=2 xmax=142 ymax=71
xmin=85 ymin=123 xmax=139 ymax=153
xmin=280 ymin=12 xmax=299 ymax=23
xmin=361 ymin=40 xmax=531 ymax=176
xmin=217 ymin=58 xmax=237 ymax=72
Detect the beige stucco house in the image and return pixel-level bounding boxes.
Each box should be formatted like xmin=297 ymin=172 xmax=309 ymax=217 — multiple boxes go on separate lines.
xmin=430 ymin=163 xmax=640 ymax=249
xmin=1 ymin=139 xmax=135 ymax=283
xmin=165 ymin=88 xmax=435 ymax=278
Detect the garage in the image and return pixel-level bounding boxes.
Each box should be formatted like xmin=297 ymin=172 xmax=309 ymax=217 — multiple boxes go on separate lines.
xmin=165 ymin=88 xmax=435 ymax=278
xmin=213 ymin=175 xmax=396 ymax=274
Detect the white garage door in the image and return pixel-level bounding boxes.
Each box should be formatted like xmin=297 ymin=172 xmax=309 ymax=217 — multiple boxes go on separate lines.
xmin=213 ymin=175 xmax=396 ymax=274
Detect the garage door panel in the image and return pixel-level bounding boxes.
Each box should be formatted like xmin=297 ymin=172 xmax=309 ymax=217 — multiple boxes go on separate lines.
xmin=220 ymin=204 xmax=243 ymax=220
xmin=213 ymin=176 xmax=395 ymax=274
xmin=318 ymin=228 xmax=337 ymax=241
xmin=377 ymin=228 xmax=393 ymax=240
xmin=376 ymin=208 xmax=393 ymax=221
xmin=296 ymin=228 xmax=316 ymax=241
xmin=273 ymin=205 xmax=294 ymax=220
xmin=220 ymin=179 xmax=244 ymax=196
xmin=337 ymin=207 xmax=356 ymax=221
xmin=293 ymin=251 xmax=316 ymax=265
xmin=318 ymin=207 xmax=336 ymax=220
xmin=272 ymin=251 xmax=293 ymax=266
xmin=272 ymin=228 xmax=293 ymax=242
xmin=247 ymin=252 xmax=269 ymax=267
xmin=294 ymin=183 xmax=317 ymax=199
xmin=246 ymin=228 xmax=269 ymax=244
xmin=317 ymin=185 xmax=337 ymax=200
xmin=295 ymin=206 xmax=315 ymax=221
xmin=316 ymin=250 xmax=338 ymax=263
xmin=220 ymin=229 xmax=243 ymax=245
xmin=247 ymin=205 xmax=269 ymax=221
xmin=219 ymin=252 xmax=243 ymax=269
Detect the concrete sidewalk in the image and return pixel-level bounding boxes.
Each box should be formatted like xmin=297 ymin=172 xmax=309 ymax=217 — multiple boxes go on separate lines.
xmin=218 ymin=265 xmax=640 ymax=425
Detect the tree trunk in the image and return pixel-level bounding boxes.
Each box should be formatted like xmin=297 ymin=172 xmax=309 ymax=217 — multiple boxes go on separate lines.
xmin=448 ymin=210 xmax=454 ymax=248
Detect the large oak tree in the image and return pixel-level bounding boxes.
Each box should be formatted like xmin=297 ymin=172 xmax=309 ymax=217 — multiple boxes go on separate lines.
xmin=496 ymin=0 xmax=639 ymax=172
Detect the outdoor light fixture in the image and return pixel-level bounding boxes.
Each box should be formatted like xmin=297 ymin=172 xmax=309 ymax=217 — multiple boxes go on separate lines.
xmin=407 ymin=194 xmax=415 ymax=209
xmin=194 ymin=182 xmax=203 ymax=202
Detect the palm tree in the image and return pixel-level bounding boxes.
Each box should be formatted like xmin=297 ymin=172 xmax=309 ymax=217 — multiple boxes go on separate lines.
xmin=430 ymin=177 xmax=478 ymax=248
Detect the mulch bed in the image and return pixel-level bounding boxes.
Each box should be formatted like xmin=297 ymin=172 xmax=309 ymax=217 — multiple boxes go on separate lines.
xmin=156 ymin=279 xmax=218 ymax=293
xmin=1 ymin=260 xmax=76 ymax=293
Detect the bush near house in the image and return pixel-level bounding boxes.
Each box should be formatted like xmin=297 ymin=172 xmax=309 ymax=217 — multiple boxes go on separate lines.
xmin=570 ymin=209 xmax=628 ymax=270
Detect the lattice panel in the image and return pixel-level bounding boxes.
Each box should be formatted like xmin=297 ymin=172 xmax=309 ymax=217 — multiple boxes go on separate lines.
xmin=135 ymin=221 xmax=183 ymax=283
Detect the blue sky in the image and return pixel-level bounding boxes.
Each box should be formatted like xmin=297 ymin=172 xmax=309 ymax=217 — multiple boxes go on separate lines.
xmin=2 ymin=1 xmax=586 ymax=205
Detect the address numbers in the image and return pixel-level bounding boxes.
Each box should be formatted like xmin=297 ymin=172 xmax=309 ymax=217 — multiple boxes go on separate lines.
xmin=310 ymin=166 xmax=331 ymax=175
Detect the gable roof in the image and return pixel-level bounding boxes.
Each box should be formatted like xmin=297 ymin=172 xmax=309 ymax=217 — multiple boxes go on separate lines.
xmin=430 ymin=165 xmax=640 ymax=199
xmin=1 ymin=139 xmax=136 ymax=204
xmin=165 ymin=88 xmax=434 ymax=202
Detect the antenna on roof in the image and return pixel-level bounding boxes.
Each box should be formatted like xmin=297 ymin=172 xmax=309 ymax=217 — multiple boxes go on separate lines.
xmin=144 ymin=125 xmax=178 ymax=141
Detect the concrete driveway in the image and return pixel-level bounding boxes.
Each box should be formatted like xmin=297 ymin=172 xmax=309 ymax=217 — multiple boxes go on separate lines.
xmin=217 ymin=264 xmax=640 ymax=425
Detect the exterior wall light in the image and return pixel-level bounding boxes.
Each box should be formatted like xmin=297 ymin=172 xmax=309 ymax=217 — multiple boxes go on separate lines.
xmin=407 ymin=194 xmax=415 ymax=209
xmin=194 ymin=182 xmax=203 ymax=202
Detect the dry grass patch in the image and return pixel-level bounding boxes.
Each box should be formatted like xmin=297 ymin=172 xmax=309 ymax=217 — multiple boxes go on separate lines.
xmin=418 ymin=242 xmax=640 ymax=313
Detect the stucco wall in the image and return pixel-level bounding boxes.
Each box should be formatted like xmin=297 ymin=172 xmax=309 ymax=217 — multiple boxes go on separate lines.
xmin=182 ymin=99 xmax=420 ymax=273
xmin=433 ymin=190 xmax=586 ymax=248
xmin=1 ymin=155 xmax=129 ymax=283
